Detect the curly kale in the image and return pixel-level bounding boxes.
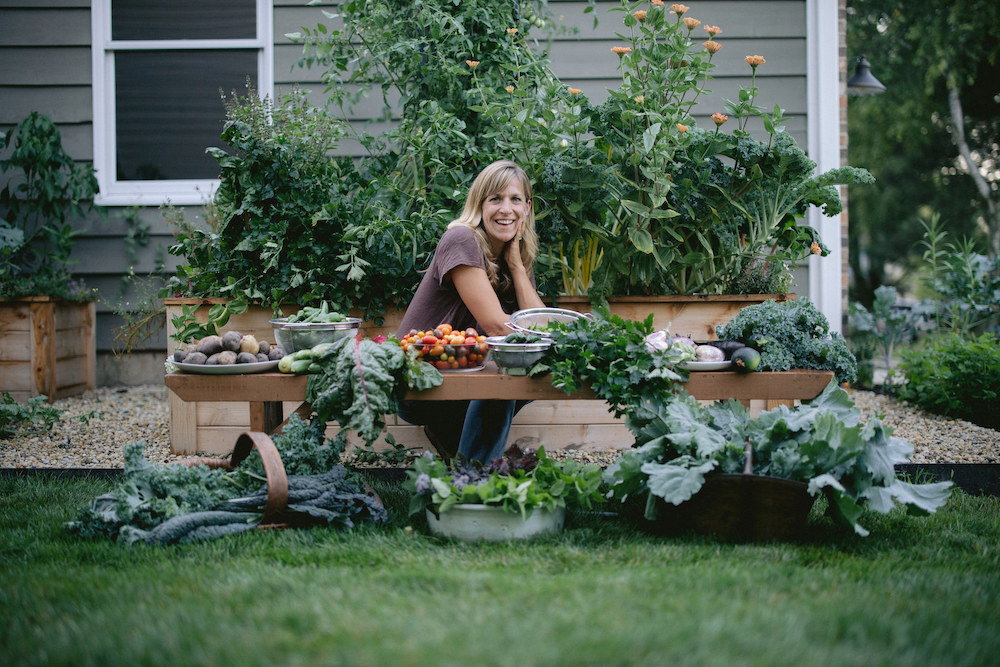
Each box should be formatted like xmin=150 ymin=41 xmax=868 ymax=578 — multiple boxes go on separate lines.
xmin=716 ymin=298 xmax=857 ymax=384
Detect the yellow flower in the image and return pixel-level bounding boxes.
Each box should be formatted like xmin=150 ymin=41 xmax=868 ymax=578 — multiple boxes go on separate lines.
xmin=683 ymin=17 xmax=701 ymax=29
xmin=712 ymin=112 xmax=729 ymax=126
xmin=611 ymin=46 xmax=633 ymax=55
xmin=704 ymin=24 xmax=722 ymax=36
xmin=634 ymin=10 xmax=647 ymax=21
xmin=810 ymin=242 xmax=822 ymax=255
xmin=634 ymin=95 xmax=645 ymax=104
xmin=466 ymin=60 xmax=479 ymax=68
xmin=745 ymin=54 xmax=766 ymax=68
xmin=505 ymin=85 xmax=515 ymax=94
xmin=703 ymin=40 xmax=722 ymax=54
xmin=677 ymin=123 xmax=689 ymax=133
xmin=568 ymin=87 xmax=581 ymax=95
xmin=671 ymin=4 xmax=689 ymax=15
xmin=506 ymin=28 xmax=518 ymax=35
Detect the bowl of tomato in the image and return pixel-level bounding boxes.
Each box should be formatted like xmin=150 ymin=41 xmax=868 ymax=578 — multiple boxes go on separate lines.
xmin=400 ymin=324 xmax=490 ymax=372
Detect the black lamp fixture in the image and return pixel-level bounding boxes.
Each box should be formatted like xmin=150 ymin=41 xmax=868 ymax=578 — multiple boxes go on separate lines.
xmin=847 ymin=55 xmax=886 ymax=95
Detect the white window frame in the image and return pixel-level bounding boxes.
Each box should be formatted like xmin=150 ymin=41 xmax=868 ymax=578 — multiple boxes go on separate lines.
xmin=90 ymin=0 xmax=273 ymax=206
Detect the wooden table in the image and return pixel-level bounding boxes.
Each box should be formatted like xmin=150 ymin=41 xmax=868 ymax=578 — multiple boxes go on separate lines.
xmin=164 ymin=366 xmax=835 ymax=435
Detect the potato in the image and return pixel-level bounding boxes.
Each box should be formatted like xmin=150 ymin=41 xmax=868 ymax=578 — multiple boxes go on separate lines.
xmin=216 ymin=350 xmax=238 ymax=365
xmin=221 ymin=330 xmax=244 ymax=353
xmin=173 ymin=348 xmax=188 ymax=362
xmin=197 ymin=335 xmax=223 ymax=357
xmin=236 ymin=352 xmax=258 ymax=364
xmin=239 ymin=334 xmax=260 ymax=355
xmin=256 ymin=352 xmax=270 ymax=362
xmin=267 ymin=347 xmax=284 ymax=361
xmin=258 ymin=340 xmax=271 ymax=355
xmin=205 ymin=353 xmax=220 ymax=365
xmin=182 ymin=351 xmax=207 ymax=365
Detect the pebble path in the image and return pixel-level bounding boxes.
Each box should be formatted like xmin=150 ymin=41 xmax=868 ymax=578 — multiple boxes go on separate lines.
xmin=1 ymin=385 xmax=997 ymax=469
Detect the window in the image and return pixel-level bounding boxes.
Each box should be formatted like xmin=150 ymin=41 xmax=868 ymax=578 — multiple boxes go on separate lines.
xmin=91 ymin=0 xmax=273 ymax=205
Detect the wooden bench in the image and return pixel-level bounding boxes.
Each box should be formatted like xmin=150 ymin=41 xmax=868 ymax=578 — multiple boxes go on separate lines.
xmin=164 ymin=366 xmax=835 ymax=453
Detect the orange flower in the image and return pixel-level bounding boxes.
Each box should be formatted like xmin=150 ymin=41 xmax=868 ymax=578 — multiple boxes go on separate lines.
xmin=683 ymin=17 xmax=701 ymax=29
xmin=671 ymin=4 xmax=689 ymax=15
xmin=505 ymin=85 xmax=515 ymax=94
xmin=745 ymin=54 xmax=766 ymax=68
xmin=611 ymin=46 xmax=633 ymax=55
xmin=704 ymin=24 xmax=722 ymax=37
xmin=466 ymin=60 xmax=479 ymax=68
xmin=506 ymin=28 xmax=518 ymax=35
xmin=712 ymin=112 xmax=729 ymax=126
xmin=568 ymin=87 xmax=581 ymax=95
xmin=634 ymin=9 xmax=647 ymax=21
xmin=703 ymin=40 xmax=722 ymax=54
xmin=810 ymin=241 xmax=822 ymax=255
xmin=652 ymin=0 xmax=664 ymax=5
xmin=677 ymin=123 xmax=689 ymax=133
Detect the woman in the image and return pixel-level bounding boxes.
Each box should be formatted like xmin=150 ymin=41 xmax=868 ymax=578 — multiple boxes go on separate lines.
xmin=396 ymin=160 xmax=545 ymax=463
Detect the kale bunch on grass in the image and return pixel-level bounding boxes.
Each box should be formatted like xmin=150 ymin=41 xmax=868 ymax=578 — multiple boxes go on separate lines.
xmin=716 ymin=298 xmax=857 ymax=384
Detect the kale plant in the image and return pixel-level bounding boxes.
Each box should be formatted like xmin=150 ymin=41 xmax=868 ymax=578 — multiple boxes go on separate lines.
xmin=716 ymin=297 xmax=858 ymax=384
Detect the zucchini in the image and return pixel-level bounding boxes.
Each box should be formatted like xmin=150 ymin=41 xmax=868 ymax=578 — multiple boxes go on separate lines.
xmin=290 ymin=359 xmax=313 ymax=374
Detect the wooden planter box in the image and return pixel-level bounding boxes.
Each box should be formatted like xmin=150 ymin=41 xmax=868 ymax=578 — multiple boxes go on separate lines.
xmin=163 ymin=295 xmax=790 ymax=455
xmin=0 ymin=297 xmax=96 ymax=402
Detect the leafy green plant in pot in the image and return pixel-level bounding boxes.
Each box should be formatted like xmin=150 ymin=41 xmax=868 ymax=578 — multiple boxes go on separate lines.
xmin=605 ymin=382 xmax=954 ymax=538
xmin=0 ymin=112 xmax=101 ymax=302
xmin=473 ymin=1 xmax=874 ymax=298
xmin=405 ymin=445 xmax=605 ymax=540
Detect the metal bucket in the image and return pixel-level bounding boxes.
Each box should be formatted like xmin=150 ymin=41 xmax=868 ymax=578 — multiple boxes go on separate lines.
xmin=506 ymin=307 xmax=593 ymax=335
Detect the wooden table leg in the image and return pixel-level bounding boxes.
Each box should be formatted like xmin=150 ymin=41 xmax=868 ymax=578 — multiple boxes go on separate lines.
xmin=249 ymin=401 xmax=286 ymax=435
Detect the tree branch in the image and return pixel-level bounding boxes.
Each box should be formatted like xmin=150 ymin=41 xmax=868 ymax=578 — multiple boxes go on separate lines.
xmin=947 ymin=82 xmax=1000 ymax=254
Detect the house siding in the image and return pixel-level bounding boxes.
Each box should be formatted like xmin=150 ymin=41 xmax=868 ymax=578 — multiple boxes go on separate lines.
xmin=0 ymin=0 xmax=827 ymax=385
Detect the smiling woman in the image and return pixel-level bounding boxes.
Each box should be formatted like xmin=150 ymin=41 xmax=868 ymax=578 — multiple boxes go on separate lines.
xmin=395 ymin=160 xmax=546 ymax=465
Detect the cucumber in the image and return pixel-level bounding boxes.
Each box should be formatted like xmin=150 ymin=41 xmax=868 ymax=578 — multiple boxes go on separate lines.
xmin=290 ymin=359 xmax=313 ymax=374
xmin=278 ymin=355 xmax=295 ymax=373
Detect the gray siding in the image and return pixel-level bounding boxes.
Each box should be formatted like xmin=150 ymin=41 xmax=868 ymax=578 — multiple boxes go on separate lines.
xmin=0 ymin=0 xmax=810 ymax=365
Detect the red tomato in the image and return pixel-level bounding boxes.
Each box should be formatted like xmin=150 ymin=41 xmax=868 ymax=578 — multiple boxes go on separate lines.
xmin=435 ymin=360 xmax=451 ymax=370
xmin=422 ymin=335 xmax=438 ymax=346
xmin=464 ymin=336 xmax=476 ymax=345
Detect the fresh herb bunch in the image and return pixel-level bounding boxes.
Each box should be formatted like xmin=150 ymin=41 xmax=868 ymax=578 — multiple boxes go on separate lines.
xmin=405 ymin=444 xmax=605 ymax=519
xmin=716 ymin=297 xmax=858 ymax=384
xmin=606 ymin=383 xmax=953 ymax=537
xmin=539 ymin=309 xmax=690 ymax=418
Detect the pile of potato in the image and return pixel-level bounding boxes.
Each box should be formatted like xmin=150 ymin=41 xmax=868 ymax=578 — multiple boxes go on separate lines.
xmin=172 ymin=331 xmax=285 ymax=366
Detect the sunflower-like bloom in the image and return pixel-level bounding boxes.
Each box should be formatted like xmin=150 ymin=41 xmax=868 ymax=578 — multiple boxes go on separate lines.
xmin=703 ymin=40 xmax=722 ymax=54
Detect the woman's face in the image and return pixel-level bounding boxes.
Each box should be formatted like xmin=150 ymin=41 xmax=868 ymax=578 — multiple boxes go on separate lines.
xmin=480 ymin=180 xmax=530 ymax=254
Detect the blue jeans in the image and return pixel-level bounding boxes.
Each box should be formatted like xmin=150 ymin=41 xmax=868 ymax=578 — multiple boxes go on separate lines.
xmin=397 ymin=399 xmax=529 ymax=464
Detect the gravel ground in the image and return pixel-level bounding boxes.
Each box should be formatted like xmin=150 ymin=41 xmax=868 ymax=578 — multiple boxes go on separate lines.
xmin=1 ymin=384 xmax=998 ymax=469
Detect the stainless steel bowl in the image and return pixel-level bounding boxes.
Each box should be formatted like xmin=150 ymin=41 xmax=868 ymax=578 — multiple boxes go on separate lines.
xmin=270 ymin=317 xmax=362 ymax=354
xmin=486 ymin=336 xmax=552 ymax=375
xmin=506 ymin=307 xmax=593 ymax=335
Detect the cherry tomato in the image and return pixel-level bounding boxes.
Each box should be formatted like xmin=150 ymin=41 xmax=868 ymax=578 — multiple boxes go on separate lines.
xmin=422 ymin=335 xmax=438 ymax=346
xmin=464 ymin=336 xmax=476 ymax=345
xmin=429 ymin=345 xmax=444 ymax=357
xmin=439 ymin=323 xmax=453 ymax=336
xmin=435 ymin=360 xmax=451 ymax=371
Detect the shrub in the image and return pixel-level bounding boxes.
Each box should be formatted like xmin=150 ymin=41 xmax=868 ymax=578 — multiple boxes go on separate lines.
xmin=897 ymin=332 xmax=1000 ymax=429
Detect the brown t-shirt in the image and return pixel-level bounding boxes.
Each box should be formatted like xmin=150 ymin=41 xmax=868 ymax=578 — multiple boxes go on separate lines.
xmin=396 ymin=226 xmax=526 ymax=336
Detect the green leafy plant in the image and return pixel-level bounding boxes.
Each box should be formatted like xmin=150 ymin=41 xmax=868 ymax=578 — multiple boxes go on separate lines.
xmin=604 ymin=382 xmax=954 ymax=536
xmin=405 ymin=444 xmax=605 ymax=519
xmin=848 ymin=284 xmax=920 ymax=388
xmin=0 ymin=392 xmax=63 ymax=439
xmin=716 ymin=297 xmax=858 ymax=384
xmin=0 ymin=112 xmax=102 ymax=301
xmin=896 ymin=332 xmax=1000 ymax=429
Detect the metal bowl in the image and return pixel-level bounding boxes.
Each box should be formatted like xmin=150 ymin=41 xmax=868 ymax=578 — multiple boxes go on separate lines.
xmin=270 ymin=317 xmax=362 ymax=354
xmin=506 ymin=307 xmax=593 ymax=336
xmin=486 ymin=336 xmax=552 ymax=375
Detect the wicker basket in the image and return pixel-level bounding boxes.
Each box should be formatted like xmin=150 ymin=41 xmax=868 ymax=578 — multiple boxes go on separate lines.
xmin=649 ymin=474 xmax=816 ymax=541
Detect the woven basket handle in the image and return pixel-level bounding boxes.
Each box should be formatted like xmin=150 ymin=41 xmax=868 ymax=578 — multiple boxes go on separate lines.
xmin=230 ymin=431 xmax=289 ymax=525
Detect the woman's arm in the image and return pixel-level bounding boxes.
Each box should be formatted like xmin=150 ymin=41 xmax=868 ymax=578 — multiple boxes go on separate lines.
xmin=449 ymin=265 xmax=517 ymax=336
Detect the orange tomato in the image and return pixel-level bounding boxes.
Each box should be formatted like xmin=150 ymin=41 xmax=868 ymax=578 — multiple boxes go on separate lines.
xmin=429 ymin=345 xmax=444 ymax=357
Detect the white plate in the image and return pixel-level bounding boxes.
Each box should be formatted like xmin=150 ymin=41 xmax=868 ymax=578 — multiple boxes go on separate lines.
xmin=170 ymin=358 xmax=280 ymax=375
xmin=679 ymin=360 xmax=733 ymax=371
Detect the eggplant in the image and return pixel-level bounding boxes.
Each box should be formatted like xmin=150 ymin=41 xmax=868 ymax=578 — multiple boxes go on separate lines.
xmin=704 ymin=340 xmax=746 ymax=359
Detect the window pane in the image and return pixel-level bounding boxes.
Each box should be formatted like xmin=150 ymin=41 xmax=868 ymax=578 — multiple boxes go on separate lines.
xmin=112 ymin=0 xmax=256 ymax=41
xmin=115 ymin=50 xmax=257 ymax=181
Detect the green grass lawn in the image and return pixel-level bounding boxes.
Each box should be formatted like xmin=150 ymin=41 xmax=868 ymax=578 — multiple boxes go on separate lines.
xmin=2 ymin=474 xmax=998 ymax=667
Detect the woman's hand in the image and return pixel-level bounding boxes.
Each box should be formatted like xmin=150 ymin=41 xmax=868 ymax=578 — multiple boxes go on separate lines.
xmin=504 ymin=220 xmax=527 ymax=273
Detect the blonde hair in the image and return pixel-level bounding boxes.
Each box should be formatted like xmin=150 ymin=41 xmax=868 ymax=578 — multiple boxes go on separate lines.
xmin=447 ymin=160 xmax=538 ymax=289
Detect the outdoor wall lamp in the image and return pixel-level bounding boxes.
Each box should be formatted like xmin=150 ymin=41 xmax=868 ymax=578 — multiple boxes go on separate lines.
xmin=847 ymin=55 xmax=886 ymax=95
